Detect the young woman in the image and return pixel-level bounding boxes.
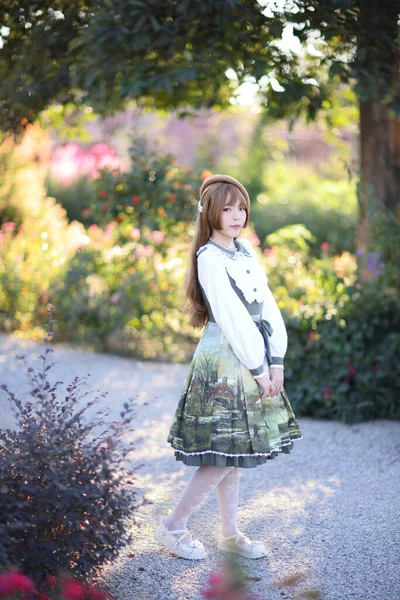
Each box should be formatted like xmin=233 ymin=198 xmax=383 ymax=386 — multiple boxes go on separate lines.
xmin=154 ymin=174 xmax=303 ymax=560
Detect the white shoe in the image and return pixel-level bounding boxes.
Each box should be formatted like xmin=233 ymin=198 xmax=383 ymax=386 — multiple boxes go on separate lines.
xmin=217 ymin=531 xmax=268 ymax=559
xmin=154 ymin=520 xmax=206 ymax=560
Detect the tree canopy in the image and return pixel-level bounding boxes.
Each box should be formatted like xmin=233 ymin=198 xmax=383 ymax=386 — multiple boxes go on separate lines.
xmin=1 ymin=1 xmax=399 ymax=128
xmin=1 ymin=0 xmax=400 ymax=256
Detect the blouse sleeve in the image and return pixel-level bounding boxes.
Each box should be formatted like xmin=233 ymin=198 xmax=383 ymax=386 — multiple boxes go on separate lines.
xmin=239 ymin=238 xmax=288 ymax=369
xmin=261 ymin=284 xmax=288 ymax=369
xmin=197 ymin=248 xmax=267 ymax=379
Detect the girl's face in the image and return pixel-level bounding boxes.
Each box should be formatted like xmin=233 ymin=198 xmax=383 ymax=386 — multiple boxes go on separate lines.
xmin=212 ymin=198 xmax=247 ymax=241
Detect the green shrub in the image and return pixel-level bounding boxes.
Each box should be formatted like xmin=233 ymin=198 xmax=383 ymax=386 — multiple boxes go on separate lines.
xmin=252 ymin=160 xmax=357 ymax=255
xmin=0 ymin=128 xmax=88 ymax=335
xmin=47 ymin=225 xmax=196 ymax=362
xmin=260 ymin=226 xmax=400 ymax=423
xmin=89 ymin=142 xmax=200 ymax=235
xmin=285 ymin=285 xmax=400 ymax=423
xmin=45 ymin=172 xmax=95 ymax=227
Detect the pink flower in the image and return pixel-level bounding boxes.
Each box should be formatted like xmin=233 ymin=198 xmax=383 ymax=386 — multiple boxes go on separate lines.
xmin=250 ymin=233 xmax=260 ymax=246
xmin=0 ymin=571 xmax=35 ymax=596
xmin=345 ymin=368 xmax=357 ymax=382
xmin=320 ymin=242 xmax=330 ymax=251
xmin=152 ymin=230 xmax=165 ymax=244
xmin=2 ymin=221 xmax=16 ymax=231
xmin=110 ymin=292 xmax=122 ymax=304
xmin=61 ymin=580 xmax=86 ymax=600
xmin=208 ymin=573 xmax=224 ymax=586
xmin=104 ymin=222 xmax=117 ymax=239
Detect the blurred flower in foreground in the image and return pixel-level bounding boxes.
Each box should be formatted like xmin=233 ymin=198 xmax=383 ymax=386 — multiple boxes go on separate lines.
xmin=200 ymin=557 xmax=260 ymax=600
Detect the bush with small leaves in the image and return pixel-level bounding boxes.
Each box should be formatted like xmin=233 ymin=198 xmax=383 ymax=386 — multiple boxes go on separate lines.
xmin=0 ymin=305 xmax=146 ymax=586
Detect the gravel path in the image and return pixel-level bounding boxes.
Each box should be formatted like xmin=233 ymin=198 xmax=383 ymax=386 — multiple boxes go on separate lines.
xmin=1 ymin=333 xmax=399 ymax=600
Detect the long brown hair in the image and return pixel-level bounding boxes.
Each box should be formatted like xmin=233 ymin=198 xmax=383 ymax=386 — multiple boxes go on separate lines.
xmin=184 ymin=181 xmax=250 ymax=329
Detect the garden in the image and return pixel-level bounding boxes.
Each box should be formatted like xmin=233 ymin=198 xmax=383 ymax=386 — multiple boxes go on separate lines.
xmin=1 ymin=2 xmax=400 ymax=600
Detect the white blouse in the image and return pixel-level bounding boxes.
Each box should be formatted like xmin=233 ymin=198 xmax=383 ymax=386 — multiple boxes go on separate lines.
xmin=197 ymin=238 xmax=287 ymax=379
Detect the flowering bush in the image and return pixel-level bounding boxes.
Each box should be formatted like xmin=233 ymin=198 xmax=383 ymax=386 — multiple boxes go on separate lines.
xmin=45 ymin=143 xmax=123 ymax=225
xmin=0 ymin=570 xmax=112 ymax=600
xmin=46 ymin=224 xmax=195 ymax=362
xmin=0 ymin=127 xmax=89 ymax=335
xmin=261 ymin=226 xmax=400 ymax=423
xmin=0 ymin=306 xmax=144 ymax=585
xmin=88 ymin=141 xmax=200 ymax=236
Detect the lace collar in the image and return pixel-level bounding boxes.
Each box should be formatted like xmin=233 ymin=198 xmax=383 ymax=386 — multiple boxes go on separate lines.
xmin=205 ymin=238 xmax=252 ymax=259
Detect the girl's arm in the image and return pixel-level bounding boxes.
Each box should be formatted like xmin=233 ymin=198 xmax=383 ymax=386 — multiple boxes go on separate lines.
xmin=197 ymin=248 xmax=267 ymax=379
xmin=261 ymin=285 xmax=288 ymax=369
xmin=239 ymin=238 xmax=287 ymax=369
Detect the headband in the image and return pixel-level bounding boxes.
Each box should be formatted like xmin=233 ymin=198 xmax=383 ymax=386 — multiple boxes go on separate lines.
xmin=197 ymin=174 xmax=250 ymax=213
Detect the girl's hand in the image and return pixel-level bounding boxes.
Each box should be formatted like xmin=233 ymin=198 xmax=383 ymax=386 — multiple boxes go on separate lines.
xmin=256 ymin=374 xmax=274 ymax=399
xmin=269 ymin=367 xmax=284 ymax=396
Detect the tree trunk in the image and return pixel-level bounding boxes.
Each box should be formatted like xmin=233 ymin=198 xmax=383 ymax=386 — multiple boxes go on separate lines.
xmin=356 ymin=0 xmax=400 ymax=281
xmin=357 ymin=99 xmax=400 ymax=254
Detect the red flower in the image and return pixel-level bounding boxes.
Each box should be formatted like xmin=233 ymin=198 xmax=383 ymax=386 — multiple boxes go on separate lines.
xmin=101 ymin=202 xmax=109 ymax=213
xmin=0 ymin=572 xmax=35 ymax=596
xmin=98 ymin=190 xmax=107 ymax=199
xmin=131 ymin=196 xmax=141 ymax=205
xmin=373 ymin=365 xmax=381 ymax=372
xmin=168 ymin=193 xmax=177 ymax=203
xmin=46 ymin=575 xmax=57 ymax=590
xmin=345 ymin=368 xmax=357 ymax=382
xmin=322 ymin=388 xmax=332 ymax=403
xmin=61 ymin=580 xmax=86 ymax=600
xmin=320 ymin=242 xmax=330 ymax=251
xmin=308 ymin=332 xmax=316 ymax=340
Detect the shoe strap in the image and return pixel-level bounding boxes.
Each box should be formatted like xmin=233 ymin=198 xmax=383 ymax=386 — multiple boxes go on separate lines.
xmin=164 ymin=527 xmax=187 ymax=535
xmin=173 ymin=531 xmax=197 ymax=548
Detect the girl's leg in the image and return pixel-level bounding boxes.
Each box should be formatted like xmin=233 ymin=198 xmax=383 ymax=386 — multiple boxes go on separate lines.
xmin=163 ymin=464 xmax=236 ymax=542
xmin=215 ymin=466 xmax=241 ymax=537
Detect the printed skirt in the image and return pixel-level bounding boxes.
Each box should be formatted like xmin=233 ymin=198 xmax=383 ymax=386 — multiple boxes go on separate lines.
xmin=167 ymin=322 xmax=303 ymax=468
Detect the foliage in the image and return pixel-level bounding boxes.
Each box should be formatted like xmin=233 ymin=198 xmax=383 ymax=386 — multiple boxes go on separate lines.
xmin=366 ymin=205 xmax=400 ymax=296
xmin=0 ymin=126 xmax=89 ymax=334
xmin=2 ymin=2 xmax=399 ymax=133
xmin=45 ymin=173 xmax=96 ymax=227
xmin=47 ymin=225 xmax=196 ymax=362
xmin=88 ymin=141 xmax=200 ymax=235
xmin=0 ymin=306 xmax=143 ymax=586
xmin=261 ymin=226 xmax=400 ymax=424
xmin=45 ymin=142 xmax=121 ymax=226
xmin=0 ymin=570 xmax=112 ymax=600
xmin=251 ymin=159 xmax=357 ymax=255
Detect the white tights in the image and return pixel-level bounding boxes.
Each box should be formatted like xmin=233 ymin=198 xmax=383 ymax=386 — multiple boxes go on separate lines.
xmin=163 ymin=465 xmax=241 ymax=542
